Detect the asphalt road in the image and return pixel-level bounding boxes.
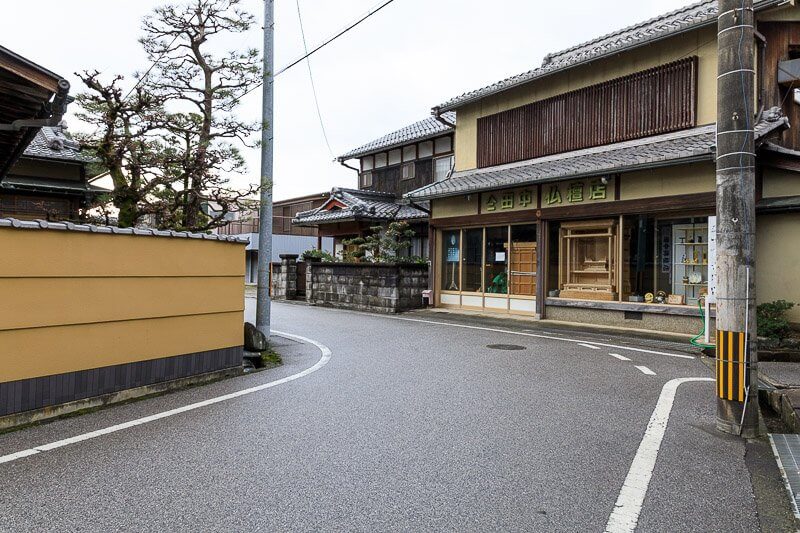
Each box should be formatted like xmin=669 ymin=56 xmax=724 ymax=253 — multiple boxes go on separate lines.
xmin=0 ymin=302 xmax=790 ymax=531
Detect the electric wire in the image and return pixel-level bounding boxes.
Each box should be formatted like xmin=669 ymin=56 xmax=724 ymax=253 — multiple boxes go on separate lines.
xmin=237 ymin=0 xmax=397 ymax=103
xmin=124 ymin=34 xmax=180 ymax=100
xmin=296 ymin=0 xmax=334 ymax=159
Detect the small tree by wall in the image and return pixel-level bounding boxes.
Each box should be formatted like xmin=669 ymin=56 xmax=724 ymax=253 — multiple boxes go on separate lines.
xmin=341 ymin=221 xmax=418 ymax=263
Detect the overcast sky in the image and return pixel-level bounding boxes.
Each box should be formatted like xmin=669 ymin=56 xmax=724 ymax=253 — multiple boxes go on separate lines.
xmin=2 ymin=0 xmax=693 ymax=201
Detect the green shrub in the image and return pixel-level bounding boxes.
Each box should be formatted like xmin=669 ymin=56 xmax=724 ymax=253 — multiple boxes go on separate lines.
xmin=301 ymin=248 xmax=335 ymax=262
xmin=757 ymin=300 xmax=795 ymax=340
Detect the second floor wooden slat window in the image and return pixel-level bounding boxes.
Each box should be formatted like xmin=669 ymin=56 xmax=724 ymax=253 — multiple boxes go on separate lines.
xmin=477 ymin=57 xmax=698 ymax=168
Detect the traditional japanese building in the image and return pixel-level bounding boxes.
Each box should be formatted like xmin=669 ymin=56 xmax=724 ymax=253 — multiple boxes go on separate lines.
xmin=406 ymin=0 xmax=800 ymax=333
xmin=293 ymin=113 xmax=456 ymax=258
xmin=1 ymin=125 xmax=104 ymax=220
xmin=0 ymin=45 xmax=104 ymax=220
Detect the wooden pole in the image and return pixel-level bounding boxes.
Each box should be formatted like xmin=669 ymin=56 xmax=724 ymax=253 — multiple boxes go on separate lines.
xmin=715 ymin=0 xmax=760 ymax=437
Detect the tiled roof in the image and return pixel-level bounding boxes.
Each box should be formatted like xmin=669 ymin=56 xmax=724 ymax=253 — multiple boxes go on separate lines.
xmin=434 ymin=0 xmax=785 ymax=112
xmin=2 ymin=175 xmax=108 ymax=194
xmin=338 ymin=112 xmax=455 ymax=161
xmin=405 ymin=109 xmax=789 ymax=201
xmin=22 ymin=125 xmax=95 ymax=163
xmin=293 ymin=187 xmax=428 ymax=225
xmin=0 ymin=217 xmax=248 ymax=243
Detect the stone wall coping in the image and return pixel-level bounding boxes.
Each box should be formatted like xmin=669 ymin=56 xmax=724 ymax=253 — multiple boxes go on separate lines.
xmin=312 ymin=262 xmax=428 ymax=269
xmin=0 ymin=218 xmax=248 ymax=244
xmin=279 ymin=253 xmax=299 ymax=260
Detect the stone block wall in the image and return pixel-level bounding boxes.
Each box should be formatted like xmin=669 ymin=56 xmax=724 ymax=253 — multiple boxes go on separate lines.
xmin=305 ymin=262 xmax=428 ymax=313
xmin=270 ymin=254 xmax=298 ymax=300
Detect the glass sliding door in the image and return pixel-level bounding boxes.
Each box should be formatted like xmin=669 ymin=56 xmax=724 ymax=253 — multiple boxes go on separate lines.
xmin=441 ymin=230 xmax=460 ymax=291
xmin=462 ymin=228 xmax=483 ymax=293
xmin=484 ymin=226 xmax=509 ymax=294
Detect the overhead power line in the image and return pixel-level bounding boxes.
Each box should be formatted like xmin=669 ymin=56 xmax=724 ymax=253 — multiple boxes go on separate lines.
xmin=124 ymin=34 xmax=180 ymax=100
xmin=237 ymin=0 xmax=398 ymax=102
xmin=296 ymin=0 xmax=334 ymax=159
xmin=276 ymin=0 xmax=396 ymax=77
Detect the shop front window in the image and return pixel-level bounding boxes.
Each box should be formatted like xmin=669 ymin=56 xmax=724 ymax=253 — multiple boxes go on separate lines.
xmin=442 ymin=230 xmax=460 ymax=291
xmin=510 ymin=224 xmax=537 ymax=296
xmin=558 ymin=219 xmax=618 ymax=301
xmin=462 ymin=228 xmax=483 ymax=292
xmin=484 ymin=226 xmax=508 ymax=294
xmin=617 ymin=215 xmax=710 ymax=305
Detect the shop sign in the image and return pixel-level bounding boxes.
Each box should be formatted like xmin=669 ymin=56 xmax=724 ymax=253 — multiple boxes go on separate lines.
xmin=446 ymin=233 xmax=460 ymax=262
xmin=707 ymin=216 xmax=717 ymax=297
xmin=482 ymin=186 xmax=537 ymax=213
xmin=542 ymin=176 xmax=615 ymax=207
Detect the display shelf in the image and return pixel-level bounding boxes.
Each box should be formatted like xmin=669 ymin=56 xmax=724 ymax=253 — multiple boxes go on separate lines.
xmin=671 ymin=223 xmax=709 ymax=305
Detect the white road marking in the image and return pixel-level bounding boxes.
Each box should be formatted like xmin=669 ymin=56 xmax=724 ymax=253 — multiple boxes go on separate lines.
xmin=605 ymin=377 xmax=714 ymax=533
xmin=610 ymin=353 xmax=631 ymax=361
xmin=0 ymin=330 xmax=331 ymax=466
xmin=635 ymin=366 xmax=656 ymax=376
xmin=579 ymin=343 xmax=600 ymax=350
xmin=389 ymin=315 xmax=694 ymax=359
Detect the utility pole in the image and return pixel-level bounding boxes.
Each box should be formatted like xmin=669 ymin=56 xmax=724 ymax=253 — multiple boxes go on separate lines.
xmin=715 ymin=0 xmax=760 ymax=437
xmin=256 ymin=0 xmax=274 ymax=338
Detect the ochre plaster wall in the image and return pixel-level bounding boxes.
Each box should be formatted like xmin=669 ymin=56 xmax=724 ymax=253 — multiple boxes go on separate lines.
xmin=0 ymin=228 xmax=245 ymax=382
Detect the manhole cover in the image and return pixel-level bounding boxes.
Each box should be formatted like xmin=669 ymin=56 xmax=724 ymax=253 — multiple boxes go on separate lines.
xmin=486 ymin=344 xmax=526 ymax=351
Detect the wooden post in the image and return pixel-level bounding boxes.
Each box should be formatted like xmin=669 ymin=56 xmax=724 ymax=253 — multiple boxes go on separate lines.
xmin=715 ymin=0 xmax=760 ymax=437
xmin=536 ymin=219 xmax=546 ymax=319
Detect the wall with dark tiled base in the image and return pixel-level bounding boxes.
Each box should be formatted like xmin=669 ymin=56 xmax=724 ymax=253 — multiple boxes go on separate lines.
xmin=0 ymin=346 xmax=242 ymax=417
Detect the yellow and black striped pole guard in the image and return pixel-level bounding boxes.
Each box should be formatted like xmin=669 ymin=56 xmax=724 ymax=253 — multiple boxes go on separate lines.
xmin=716 ymin=329 xmax=747 ymax=402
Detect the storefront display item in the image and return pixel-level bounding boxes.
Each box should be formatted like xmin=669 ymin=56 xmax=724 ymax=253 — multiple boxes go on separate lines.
xmin=671 ymin=222 xmax=709 ymax=305
xmin=667 ymin=294 xmax=685 ymax=305
xmin=654 ymin=290 xmax=667 ymax=304
xmin=645 ymin=292 xmax=654 ymax=303
xmin=558 ymin=219 xmax=617 ymax=301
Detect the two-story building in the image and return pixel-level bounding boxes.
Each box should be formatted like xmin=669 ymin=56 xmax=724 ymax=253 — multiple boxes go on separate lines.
xmin=405 ymin=0 xmax=800 ymax=334
xmin=293 ymin=112 xmax=456 ymax=258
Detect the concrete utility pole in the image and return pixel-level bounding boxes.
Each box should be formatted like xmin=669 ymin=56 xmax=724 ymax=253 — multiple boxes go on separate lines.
xmin=715 ymin=0 xmax=760 ymax=437
xmin=256 ymin=0 xmax=274 ymax=338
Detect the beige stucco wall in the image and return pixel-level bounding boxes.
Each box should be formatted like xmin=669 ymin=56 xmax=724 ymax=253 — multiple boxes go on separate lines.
xmin=620 ymin=163 xmax=716 ymax=200
xmin=0 ymin=228 xmax=245 ymax=382
xmin=758 ymin=3 xmax=800 ymax=22
xmin=431 ymin=194 xmax=479 ymax=218
xmin=762 ymin=167 xmax=800 ymax=198
xmin=454 ymin=26 xmax=718 ymax=171
xmin=756 ymin=213 xmax=800 ymax=323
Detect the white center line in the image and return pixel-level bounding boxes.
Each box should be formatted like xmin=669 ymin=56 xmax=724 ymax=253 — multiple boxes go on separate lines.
xmin=387 ymin=315 xmax=695 ymax=359
xmin=610 ymin=353 xmax=631 ymax=361
xmin=635 ymin=365 xmax=656 ymax=376
xmin=0 ymin=330 xmax=332 ymax=466
xmin=579 ymin=343 xmax=601 ymax=350
xmin=605 ymin=377 xmax=714 ymax=533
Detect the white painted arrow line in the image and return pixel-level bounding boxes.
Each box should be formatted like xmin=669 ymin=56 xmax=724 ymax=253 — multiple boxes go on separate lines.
xmin=605 ymin=377 xmax=714 ymax=533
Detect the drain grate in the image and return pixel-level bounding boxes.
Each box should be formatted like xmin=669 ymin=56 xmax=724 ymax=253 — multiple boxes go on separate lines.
xmin=486 ymin=344 xmax=526 ymax=351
